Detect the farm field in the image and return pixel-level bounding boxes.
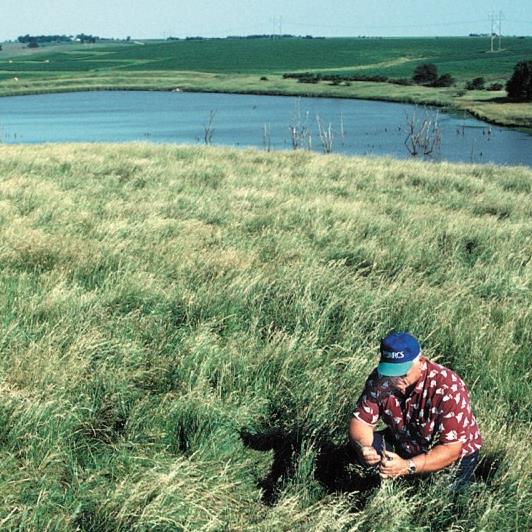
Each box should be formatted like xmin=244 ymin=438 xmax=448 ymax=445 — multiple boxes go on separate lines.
xmin=1 ymin=37 xmax=532 ymax=127
xmin=0 ymin=143 xmax=530 ymax=530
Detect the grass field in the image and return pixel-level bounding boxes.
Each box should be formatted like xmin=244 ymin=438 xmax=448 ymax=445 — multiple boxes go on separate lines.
xmin=0 ymin=143 xmax=530 ymax=530
xmin=1 ymin=37 xmax=531 ymax=127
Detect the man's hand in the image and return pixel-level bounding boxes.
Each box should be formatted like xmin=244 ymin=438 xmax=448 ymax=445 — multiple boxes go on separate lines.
xmin=379 ymin=451 xmax=408 ymax=478
xmin=357 ymin=445 xmax=382 ymax=466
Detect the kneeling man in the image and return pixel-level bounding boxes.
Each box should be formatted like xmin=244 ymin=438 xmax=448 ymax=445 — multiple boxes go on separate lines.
xmin=349 ymin=332 xmax=482 ymax=489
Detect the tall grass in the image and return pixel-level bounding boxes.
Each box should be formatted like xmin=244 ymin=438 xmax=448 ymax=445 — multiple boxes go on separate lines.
xmin=0 ymin=144 xmax=530 ymax=530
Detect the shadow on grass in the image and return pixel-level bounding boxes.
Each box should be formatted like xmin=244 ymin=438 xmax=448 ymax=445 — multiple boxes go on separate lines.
xmin=240 ymin=427 xmax=502 ymax=507
xmin=479 ymin=96 xmax=519 ymax=104
xmin=474 ymin=451 xmax=503 ymax=484
xmin=240 ymin=428 xmax=380 ymax=507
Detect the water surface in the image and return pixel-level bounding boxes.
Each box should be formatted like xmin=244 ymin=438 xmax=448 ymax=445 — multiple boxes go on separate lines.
xmin=0 ymin=91 xmax=530 ymax=166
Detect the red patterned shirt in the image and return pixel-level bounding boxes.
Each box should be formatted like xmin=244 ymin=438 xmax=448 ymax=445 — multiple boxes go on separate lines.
xmin=353 ymin=358 xmax=482 ymax=458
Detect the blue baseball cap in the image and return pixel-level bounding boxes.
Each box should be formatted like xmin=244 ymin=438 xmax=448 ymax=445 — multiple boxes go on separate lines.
xmin=378 ymin=332 xmax=421 ymax=377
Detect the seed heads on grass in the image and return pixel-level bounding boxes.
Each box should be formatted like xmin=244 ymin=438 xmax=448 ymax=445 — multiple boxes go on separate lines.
xmin=1 ymin=144 xmax=530 ymax=530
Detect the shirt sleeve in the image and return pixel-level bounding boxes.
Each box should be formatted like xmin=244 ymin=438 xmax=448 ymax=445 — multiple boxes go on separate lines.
xmin=352 ymin=375 xmax=380 ymax=426
xmin=436 ymin=388 xmax=469 ymax=445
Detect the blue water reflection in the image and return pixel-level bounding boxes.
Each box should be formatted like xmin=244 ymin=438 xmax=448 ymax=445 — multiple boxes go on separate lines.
xmin=0 ymin=90 xmax=530 ymax=165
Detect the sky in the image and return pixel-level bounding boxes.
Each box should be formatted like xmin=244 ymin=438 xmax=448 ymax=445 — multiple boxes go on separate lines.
xmin=0 ymin=0 xmax=530 ymax=41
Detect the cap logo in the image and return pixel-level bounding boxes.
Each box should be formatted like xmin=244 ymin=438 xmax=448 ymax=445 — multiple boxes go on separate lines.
xmin=383 ymin=350 xmax=405 ymax=360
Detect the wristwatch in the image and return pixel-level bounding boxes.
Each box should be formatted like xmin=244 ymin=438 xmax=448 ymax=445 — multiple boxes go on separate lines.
xmin=407 ymin=459 xmax=417 ymax=475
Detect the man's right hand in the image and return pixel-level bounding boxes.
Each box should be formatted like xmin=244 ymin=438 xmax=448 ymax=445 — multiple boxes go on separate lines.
xmin=358 ymin=445 xmax=382 ymax=466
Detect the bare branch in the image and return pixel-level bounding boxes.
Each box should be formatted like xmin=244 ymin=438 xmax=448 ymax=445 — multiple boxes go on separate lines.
xmin=404 ymin=108 xmax=441 ymax=158
xmin=204 ymin=110 xmax=216 ymax=145
xmin=316 ymin=115 xmax=334 ymax=154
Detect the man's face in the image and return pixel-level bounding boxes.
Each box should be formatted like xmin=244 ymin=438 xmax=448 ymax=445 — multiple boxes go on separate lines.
xmin=378 ymin=356 xmax=423 ymax=394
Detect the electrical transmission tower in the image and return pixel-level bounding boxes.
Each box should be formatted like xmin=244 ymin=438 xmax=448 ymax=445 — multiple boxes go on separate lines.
xmin=489 ymin=11 xmax=504 ymax=52
xmin=490 ymin=12 xmax=495 ymax=52
xmin=498 ymin=11 xmax=503 ymax=51
xmin=271 ymin=16 xmax=283 ymax=39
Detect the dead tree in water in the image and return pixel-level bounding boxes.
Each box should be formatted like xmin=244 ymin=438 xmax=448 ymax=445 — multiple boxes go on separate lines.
xmin=288 ymin=98 xmax=311 ymax=149
xmin=263 ymin=123 xmax=272 ymax=152
xmin=204 ymin=110 xmax=216 ymax=145
xmin=316 ymin=115 xmax=334 ymax=154
xmin=404 ymin=109 xmax=441 ymax=157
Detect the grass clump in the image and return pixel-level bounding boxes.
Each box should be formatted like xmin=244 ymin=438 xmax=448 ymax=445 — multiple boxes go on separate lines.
xmin=0 ymin=143 xmax=530 ymax=530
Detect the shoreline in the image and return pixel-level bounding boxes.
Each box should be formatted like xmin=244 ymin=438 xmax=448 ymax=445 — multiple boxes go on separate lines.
xmin=0 ymin=82 xmax=532 ymax=133
xmin=1 ymin=82 xmax=531 ymax=131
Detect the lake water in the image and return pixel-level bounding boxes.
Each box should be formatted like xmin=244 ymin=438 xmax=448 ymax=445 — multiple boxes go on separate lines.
xmin=0 ymin=90 xmax=531 ymax=166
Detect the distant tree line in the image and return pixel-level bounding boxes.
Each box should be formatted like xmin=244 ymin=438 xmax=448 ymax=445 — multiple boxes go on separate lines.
xmin=283 ymin=60 xmax=532 ymax=101
xmin=283 ymin=72 xmax=390 ymax=84
xmin=18 ymin=34 xmax=72 ymax=44
xmin=227 ymin=34 xmax=312 ymax=40
xmin=16 ymin=33 xmax=127 ymax=46
xmin=168 ymin=35 xmax=326 ymax=42
xmin=283 ymin=64 xmax=527 ymax=94
xmin=75 ymin=33 xmax=98 ymax=44
xmin=283 ymin=69 xmax=454 ymax=87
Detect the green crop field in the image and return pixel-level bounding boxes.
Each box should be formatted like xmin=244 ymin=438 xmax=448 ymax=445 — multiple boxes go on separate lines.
xmin=1 ymin=37 xmax=532 ymax=127
xmin=0 ymin=144 xmax=530 ymax=530
xmin=2 ymin=37 xmax=532 ymax=77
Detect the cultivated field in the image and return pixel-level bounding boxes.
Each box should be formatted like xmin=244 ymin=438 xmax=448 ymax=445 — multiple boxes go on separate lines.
xmin=0 ymin=144 xmax=530 ymax=530
xmin=1 ymin=37 xmax=532 ymax=126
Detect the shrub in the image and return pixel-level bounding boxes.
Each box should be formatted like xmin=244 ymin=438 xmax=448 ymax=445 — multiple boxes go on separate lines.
xmin=506 ymin=60 xmax=532 ymax=101
xmin=297 ymin=74 xmax=320 ymax=84
xmin=412 ymin=63 xmax=438 ymax=85
xmin=395 ymin=78 xmax=415 ymax=86
xmin=487 ymin=82 xmax=504 ymax=91
xmin=260 ymin=76 xmax=268 ymax=81
xmin=431 ymin=73 xmax=455 ymax=87
xmin=466 ymin=77 xmax=486 ymax=90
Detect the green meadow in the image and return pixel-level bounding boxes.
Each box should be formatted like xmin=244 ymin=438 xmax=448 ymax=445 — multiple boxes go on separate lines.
xmin=0 ymin=144 xmax=530 ymax=530
xmin=1 ymin=37 xmax=532 ymax=126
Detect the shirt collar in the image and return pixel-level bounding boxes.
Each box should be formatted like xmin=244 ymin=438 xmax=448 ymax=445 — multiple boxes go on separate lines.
xmin=413 ymin=358 xmax=428 ymax=395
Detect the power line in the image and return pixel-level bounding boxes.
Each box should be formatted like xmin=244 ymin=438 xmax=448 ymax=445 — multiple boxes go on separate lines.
xmin=176 ymin=17 xmax=530 ymax=39
xmin=285 ymin=18 xmax=492 ymax=31
xmin=506 ymin=19 xmax=532 ymax=25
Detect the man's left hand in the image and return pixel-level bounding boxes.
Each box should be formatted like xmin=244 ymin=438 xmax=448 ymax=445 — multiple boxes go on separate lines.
xmin=379 ymin=451 xmax=408 ymax=479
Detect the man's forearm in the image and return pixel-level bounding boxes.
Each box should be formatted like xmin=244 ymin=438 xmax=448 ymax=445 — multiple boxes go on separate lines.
xmin=349 ymin=418 xmax=381 ymax=464
xmin=412 ymin=443 xmax=463 ymax=474
xmin=349 ymin=418 xmax=374 ymax=448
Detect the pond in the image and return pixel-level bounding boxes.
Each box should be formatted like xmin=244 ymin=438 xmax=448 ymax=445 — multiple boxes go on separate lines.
xmin=0 ymin=90 xmax=531 ymax=166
